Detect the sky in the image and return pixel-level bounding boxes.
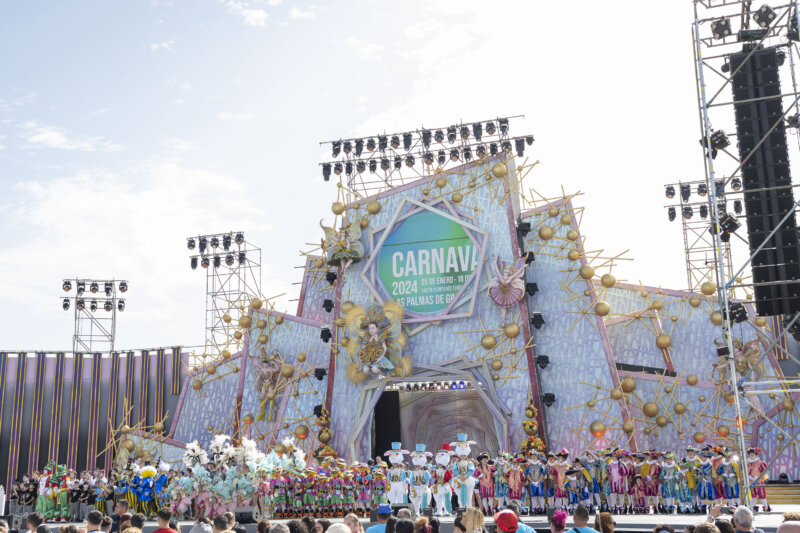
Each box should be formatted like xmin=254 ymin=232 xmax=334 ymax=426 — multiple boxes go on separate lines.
xmin=0 ymin=0 xmax=712 ymax=351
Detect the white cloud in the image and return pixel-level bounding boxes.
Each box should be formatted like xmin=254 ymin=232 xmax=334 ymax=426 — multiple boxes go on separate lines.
xmin=0 ymin=91 xmax=36 ymax=111
xmin=19 ymin=121 xmax=121 ymax=152
xmin=223 ymin=1 xmax=268 ymax=26
xmin=289 ymin=7 xmax=316 ymax=19
xmin=266 ymin=0 xmax=282 ymax=5
xmin=345 ymin=38 xmax=384 ymax=61
xmin=150 ymin=38 xmax=176 ymax=52
xmin=163 ymin=137 xmax=198 ymax=153
xmin=218 ymin=112 xmax=253 ymax=121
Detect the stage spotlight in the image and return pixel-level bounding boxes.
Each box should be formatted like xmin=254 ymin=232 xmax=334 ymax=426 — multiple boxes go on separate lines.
xmin=700 ymin=205 xmax=708 ymax=219
xmin=422 ymin=129 xmax=432 ymax=148
xmin=212 ymin=255 xmax=220 ymax=268
xmin=313 ymin=404 xmax=324 ymax=417
xmin=355 ymin=139 xmax=364 ymax=156
xmin=680 ymin=184 xmax=691 ymax=202
xmin=665 ymin=185 xmax=675 ymax=199
xmin=63 ymin=298 xmax=70 ymax=311
xmin=525 ymin=251 xmax=535 ymax=265
xmin=187 ymin=238 xmax=196 ymax=250
xmin=536 ymin=355 xmax=550 ymax=370
xmin=369 ymin=160 xmax=377 ymax=173
xmin=77 ymin=281 xmax=85 ymax=295
xmin=90 ymin=282 xmax=99 ymax=294
xmin=413 ymin=384 xmax=420 ymax=391
xmin=428 ymin=382 xmax=434 ymax=390
xmin=731 ymin=177 xmax=742 ymax=191
xmin=314 ymin=368 xmax=327 ymax=380
xmin=476 ymin=144 xmax=486 ymax=158
xmin=104 ymin=282 xmax=112 ymax=297
xmin=717 ymin=200 xmax=727 ymax=214
xmin=63 ymin=280 xmax=72 ymax=292
xmin=437 ymin=150 xmax=446 ymax=165
xmin=753 ymin=4 xmax=776 ymax=28
xmin=518 ymin=222 xmax=531 ymax=235
xmin=434 ymin=130 xmax=444 ymax=143
xmin=391 ymin=135 xmax=400 ymax=149
xmin=460 ymin=125 xmax=470 ymax=140
xmin=322 ymin=299 xmax=334 ymax=312
xmin=501 ymin=140 xmax=512 ymax=153
xmin=77 ymin=298 xmax=85 ymax=311
xmin=499 ymin=118 xmax=509 ymax=134
xmin=320 ymin=327 xmax=332 ymax=342
xmin=225 ymin=253 xmax=234 ymax=266
xmin=668 ymin=207 xmax=676 ymax=222
xmin=450 ymin=382 xmax=457 ymax=390
xmin=711 ymin=17 xmax=732 ymax=39
xmin=525 ymin=282 xmax=539 ymax=296
xmin=382 ymin=157 xmax=391 ymax=170
xmin=394 ymin=156 xmax=402 ymax=170
xmin=322 ymin=163 xmax=331 ymax=181
xmin=422 ymin=152 xmax=432 ymax=165
xmin=720 ymin=213 xmax=741 ymax=234
xmin=357 ymin=161 xmax=366 ymax=174
xmin=235 ymin=232 xmax=244 ymax=245
xmin=333 ymin=162 xmax=343 ymax=176
xmin=447 ymin=126 xmax=457 ymax=143
xmin=458 ymin=381 xmax=466 ymax=389
xmin=734 ymin=199 xmax=742 ymax=214
xmin=683 ymin=206 xmax=694 ymax=220
xmin=490 ymin=143 xmax=498 ymax=156
xmin=403 ymin=133 xmax=412 ymax=150
xmin=332 ymin=141 xmax=341 ymax=157
xmin=199 ymin=236 xmax=207 ymax=253
xmin=325 ymin=271 xmax=338 ymax=285
xmin=201 ymin=256 xmax=210 ymax=269
xmin=405 ymin=155 xmax=415 ymax=167
xmin=119 ymin=281 xmax=128 ymax=293
xmin=473 ymin=123 xmax=483 ymax=140
xmin=222 ymin=234 xmax=232 ymax=251
xmin=191 ymin=257 xmax=198 ymax=270
xmin=118 ymin=299 xmax=125 ymax=312
xmin=346 ymin=161 xmax=354 ymax=175
xmin=449 ymin=149 xmax=459 ymax=162
xmin=542 ymin=392 xmax=556 ymax=407
xmin=515 ymin=138 xmax=525 ymax=157
xmin=343 ymin=141 xmax=352 ymax=154
xmin=486 ymin=121 xmax=496 ymax=135
xmin=210 ymin=236 xmax=219 ymax=248
xmin=727 ymin=302 xmax=749 ymax=323
xmin=238 ymin=251 xmax=246 ymax=264
xmin=530 ymin=312 xmax=545 ymax=329
xmin=463 ymin=147 xmax=472 ymax=161
xmin=366 ymin=138 xmax=376 ymax=152
xmin=90 ymin=299 xmax=98 ymax=312
xmin=435 ymin=383 xmax=443 ymax=391
xmin=526 ymin=135 xmax=534 ymax=145
xmin=697 ymin=183 xmax=708 ymax=197
xmin=104 ymin=300 xmax=112 ymax=312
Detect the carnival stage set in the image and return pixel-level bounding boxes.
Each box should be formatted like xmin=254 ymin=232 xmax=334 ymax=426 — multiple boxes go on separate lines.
xmin=2 ymin=0 xmax=800 ymax=522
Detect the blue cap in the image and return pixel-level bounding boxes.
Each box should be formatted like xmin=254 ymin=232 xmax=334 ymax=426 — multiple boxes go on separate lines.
xmin=457 ymin=433 xmax=467 ymax=442
xmin=378 ymin=503 xmax=392 ymax=515
xmin=391 ymin=442 xmax=402 ymax=450
xmin=416 ymin=444 xmax=426 ymax=452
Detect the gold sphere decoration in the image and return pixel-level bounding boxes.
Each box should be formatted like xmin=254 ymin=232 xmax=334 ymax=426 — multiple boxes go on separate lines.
xmin=366 ymin=200 xmax=381 ymax=214
xmin=589 ymin=420 xmax=607 ymax=437
xmin=221 ymin=349 xmax=231 ymax=360
xmin=686 ymin=374 xmax=698 ymax=386
xmin=621 ymin=377 xmax=636 ymax=393
xmin=725 ymin=393 xmax=735 ymax=404
xmin=674 ymin=402 xmax=686 ymax=415
xmin=560 ymin=214 xmax=572 ymax=225
xmin=700 ymin=281 xmax=716 ymax=296
xmin=222 ymin=314 xmax=232 ymax=323
xmin=206 ymin=364 xmax=216 ymax=374
xmin=153 ymin=422 xmax=165 ymax=433
xmin=436 ymin=176 xmax=447 ymax=188
xmin=652 ymin=300 xmax=663 ymax=311
xmin=710 ymin=311 xmax=723 ymax=326
xmin=580 ymin=265 xmax=595 ymax=280
xmin=120 ymin=424 xmax=131 ymax=435
xmin=331 ymin=202 xmax=345 ymax=215
xmin=538 ymin=226 xmax=554 ymax=240
xmin=656 ymin=415 xmax=668 ymax=427
xmin=717 ymin=425 xmax=730 ymax=437
xmin=360 ymin=218 xmax=370 ymax=229
xmin=121 ymin=439 xmax=136 ymax=453
xmin=504 ymin=323 xmax=520 ymax=338
xmin=492 ymin=373 xmax=500 ymax=380
xmin=334 ymin=317 xmax=345 ymax=327
xmin=665 ymin=386 xmax=672 ymax=393
xmin=643 ymin=402 xmax=659 ymax=418
xmin=239 ymin=315 xmax=251 ymax=328
xmin=595 ymin=301 xmax=611 ymax=317
xmin=584 ymin=290 xmax=591 ymax=296
xmin=250 ymin=297 xmax=263 ymax=310
xmin=280 ymin=363 xmax=295 ymax=379
xmin=622 ymin=421 xmax=635 ymax=434
xmin=233 ymin=331 xmax=243 ymax=340
xmin=567 ymin=230 xmax=579 ymax=241
xmin=782 ymin=398 xmax=795 ymax=411
xmin=548 ymin=206 xmax=559 ymax=217
xmin=242 ymin=413 xmax=254 ymax=425
xmin=600 ymin=274 xmax=616 ymax=288
xmin=314 ymin=258 xmax=324 ymax=268
xmin=568 ymin=250 xmax=580 ymax=261
xmin=656 ymin=334 xmax=671 ymax=349
xmin=341 ymin=301 xmax=354 ymax=313
xmin=297 ymin=352 xmax=307 ymax=363
xmin=644 ymin=428 xmax=651 ymax=435
xmin=587 ymin=401 xmax=595 ymax=408
xmin=693 ymin=432 xmax=706 ymax=444
xmin=492 ymin=163 xmax=508 ymax=178
xmin=192 ymin=380 xmax=202 ymax=390
xmin=451 ymin=192 xmax=463 ymax=203
xmin=273 ymin=443 xmax=286 ymax=455
xmin=755 ymin=316 xmax=767 ymax=327
xmin=266 ymin=389 xmax=276 ymax=401
xmin=257 ymin=319 xmax=267 ymax=329
xmin=699 ymin=395 xmax=705 ymax=402
xmin=689 ymin=296 xmax=701 ymax=308
xmin=769 ymin=393 xmax=776 ymax=399
xmin=490 ymin=359 xmax=503 ymax=371
xmin=611 ymin=389 xmax=623 ymax=400
xmin=777 ymin=434 xmax=785 ymax=441
xmin=318 ymin=428 xmax=332 ymax=443
xmin=294 ymin=424 xmax=309 ymax=439
xmin=481 ymin=334 xmax=497 ymax=350
xmin=258 ymin=334 xmax=268 ymax=345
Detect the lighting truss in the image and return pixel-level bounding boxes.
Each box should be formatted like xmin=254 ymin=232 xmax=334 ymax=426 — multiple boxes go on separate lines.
xmin=61 ymin=278 xmax=128 ymax=354
xmin=319 ymin=116 xmax=533 ymax=201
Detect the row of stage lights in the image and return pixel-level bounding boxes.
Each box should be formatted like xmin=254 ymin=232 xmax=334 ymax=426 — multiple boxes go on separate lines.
xmin=190 ymin=253 xmax=246 ymax=270
xmin=61 ymin=279 xmax=127 ymax=312
xmin=187 ymin=232 xmax=247 ymax=270
xmin=386 ymin=381 xmax=473 ymax=392
xmin=187 ymin=233 xmax=245 ymax=253
xmin=664 ymin=180 xmax=744 ymax=224
xmin=708 ymin=4 xmax=797 ymax=42
xmin=63 ymin=298 xmax=125 ymax=312
xmin=667 ymin=201 xmax=743 ymax=222
xmin=665 ymin=179 xmax=742 ymax=203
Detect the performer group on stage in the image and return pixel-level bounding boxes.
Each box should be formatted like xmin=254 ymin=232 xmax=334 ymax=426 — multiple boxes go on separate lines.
xmin=4 ymin=435 xmax=772 ymax=523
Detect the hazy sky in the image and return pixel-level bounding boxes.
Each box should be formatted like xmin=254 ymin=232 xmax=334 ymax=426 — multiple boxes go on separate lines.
xmin=0 ymin=1 xmax=718 ymax=350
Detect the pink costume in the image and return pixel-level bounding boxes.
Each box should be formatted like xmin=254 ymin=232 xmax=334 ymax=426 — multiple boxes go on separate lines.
xmin=632 ymin=481 xmax=647 ymax=506
xmin=607 ymin=460 xmax=628 ymax=494
xmin=552 ymin=462 xmax=569 ymax=498
xmin=477 ymin=464 xmax=495 ymax=498
xmin=646 ymin=461 xmax=662 ymax=497
xmin=748 ymin=458 xmax=767 ymax=499
xmin=508 ymin=467 xmax=525 ymax=499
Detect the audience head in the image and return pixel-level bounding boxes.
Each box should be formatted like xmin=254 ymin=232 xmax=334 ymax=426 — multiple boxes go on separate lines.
xmin=101 ymin=517 xmax=113 ymax=533
xmin=326 ymin=526 xmax=350 ymax=533
xmin=27 ymin=513 xmax=45 ymax=530
xmin=574 ymin=505 xmax=590 ymax=526
xmin=550 ymin=510 xmax=567 ymax=533
xmin=462 ymin=508 xmax=485 ymax=533
xmin=396 ymin=509 xmax=412 ymax=520
xmin=777 ymin=523 xmax=800 ymax=533
xmin=655 ymin=527 xmax=676 ymax=533
xmin=213 ymin=516 xmax=230 ymax=533
xmin=116 ymin=500 xmax=130 ymax=515
xmin=395 ymin=519 xmax=414 ymax=533
xmin=594 ymin=512 xmax=615 ymax=533
xmin=271 ymin=525 xmax=291 ymax=533
xmin=257 ymin=520 xmax=272 ymax=533
xmin=286 ymin=520 xmax=309 ymax=533
xmin=87 ymin=510 xmax=104 ymax=528
xmin=157 ymin=509 xmax=173 ymax=528
xmin=734 ymin=506 xmax=754 ymax=531
xmin=385 ymin=517 xmax=398 ymax=533
xmin=224 ymin=512 xmax=236 ymax=527
xmin=428 ymin=518 xmax=440 ymax=533
xmin=783 ymin=513 xmax=800 ymax=523
xmin=694 ymin=525 xmax=721 ymax=533
xmin=130 ymin=514 xmax=145 ymax=530
xmin=314 ymin=519 xmax=331 ymax=533
xmin=343 ymin=514 xmax=363 ymax=533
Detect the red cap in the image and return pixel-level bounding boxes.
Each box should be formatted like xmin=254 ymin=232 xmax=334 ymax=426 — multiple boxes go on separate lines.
xmin=493 ymin=510 xmax=518 ymax=532
xmin=439 ymin=443 xmax=452 ymax=452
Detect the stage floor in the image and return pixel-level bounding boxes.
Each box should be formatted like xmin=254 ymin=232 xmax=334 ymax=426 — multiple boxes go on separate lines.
xmin=38 ymin=505 xmax=799 ymax=533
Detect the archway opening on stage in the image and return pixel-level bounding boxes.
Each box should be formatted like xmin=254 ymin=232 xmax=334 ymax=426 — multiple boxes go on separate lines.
xmin=370 ymin=380 xmax=500 ymax=458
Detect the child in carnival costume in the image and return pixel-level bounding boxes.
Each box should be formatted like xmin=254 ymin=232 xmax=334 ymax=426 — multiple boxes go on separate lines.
xmin=354 ymin=463 xmax=371 ymax=517
xmin=695 ymin=449 xmax=716 ymax=512
xmin=52 ymin=464 xmax=70 ymax=522
xmin=525 ymin=453 xmax=547 ymax=515
xmin=302 ymin=471 xmax=317 ymax=516
xmin=578 ymin=450 xmax=603 ymax=511
xmin=430 ymin=445 xmax=453 ymax=517
xmin=36 ymin=460 xmax=56 ymax=519
xmin=631 ymin=475 xmax=648 ymax=514
xmin=508 ymin=457 xmax=527 ymax=510
xmin=643 ymin=451 xmax=662 ymax=512
xmin=606 ymin=450 xmax=628 ymax=512
xmin=684 ymin=447 xmax=702 ymax=512
xmin=718 ymin=450 xmax=740 ymax=506
xmin=475 ymin=452 xmax=496 ymax=515
xmin=408 ymin=445 xmax=432 ymax=516
xmin=747 ymin=447 xmax=770 ymax=512
xmin=709 ymin=447 xmax=726 ymax=505
xmin=675 ymin=461 xmax=693 ymax=514
xmin=620 ymin=451 xmax=635 ymax=513
xmin=660 ymin=453 xmax=680 ymax=514
xmin=316 ymin=476 xmax=331 ymax=518
xmin=571 ymin=458 xmax=592 ymax=510
xmin=552 ymin=449 xmax=571 ymax=511
xmin=138 ymin=464 xmax=158 ymax=518
xmin=494 ymin=453 xmax=511 ymax=512
xmin=384 ymin=443 xmax=410 ymax=505
xmin=449 ymin=434 xmax=477 ymax=509
xmin=343 ymin=470 xmax=357 ymax=516
xmin=370 ymin=464 xmax=388 ymax=511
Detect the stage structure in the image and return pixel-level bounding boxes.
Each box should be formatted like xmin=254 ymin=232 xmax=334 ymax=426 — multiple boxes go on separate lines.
xmin=187 ymin=232 xmax=262 ymax=355
xmin=61 ymin=278 xmax=128 ymax=354
xmin=691 ymin=0 xmax=800 ymax=504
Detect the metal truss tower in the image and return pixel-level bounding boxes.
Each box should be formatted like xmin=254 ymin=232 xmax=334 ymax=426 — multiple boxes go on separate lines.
xmin=61 ymin=278 xmax=128 ymax=354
